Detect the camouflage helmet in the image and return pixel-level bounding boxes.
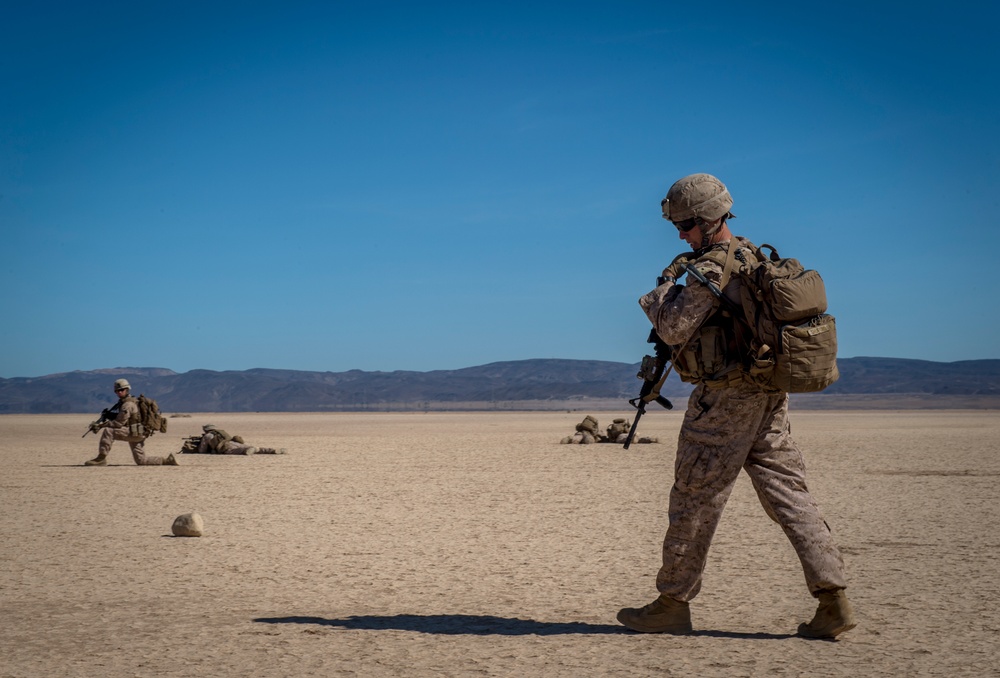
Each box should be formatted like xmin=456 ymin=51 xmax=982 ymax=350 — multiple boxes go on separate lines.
xmin=113 ymin=378 xmax=131 ymax=391
xmin=661 ymin=173 xmax=734 ymax=223
xmin=202 ymin=424 xmax=218 ymax=432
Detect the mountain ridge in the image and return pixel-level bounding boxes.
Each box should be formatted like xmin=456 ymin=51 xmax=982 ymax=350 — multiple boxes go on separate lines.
xmin=2 ymin=357 xmax=999 ymax=413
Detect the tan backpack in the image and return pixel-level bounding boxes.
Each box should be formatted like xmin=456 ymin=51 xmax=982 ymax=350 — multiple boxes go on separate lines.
xmin=691 ymin=241 xmax=839 ymax=393
xmin=136 ymin=394 xmax=168 ymax=436
xmin=575 ymin=415 xmax=600 ymax=435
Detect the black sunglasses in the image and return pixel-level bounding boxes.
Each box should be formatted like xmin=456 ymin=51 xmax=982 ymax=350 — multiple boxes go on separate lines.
xmin=672 ymin=217 xmax=703 ymax=233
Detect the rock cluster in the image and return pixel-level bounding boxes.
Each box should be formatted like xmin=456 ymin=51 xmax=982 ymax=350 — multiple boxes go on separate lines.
xmin=560 ymin=415 xmax=658 ymax=445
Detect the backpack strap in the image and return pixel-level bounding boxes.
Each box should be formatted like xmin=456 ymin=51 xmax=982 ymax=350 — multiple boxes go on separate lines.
xmin=758 ymin=243 xmax=781 ymax=262
xmin=719 ymin=238 xmax=740 ymax=291
xmin=712 ymin=239 xmax=760 ymax=363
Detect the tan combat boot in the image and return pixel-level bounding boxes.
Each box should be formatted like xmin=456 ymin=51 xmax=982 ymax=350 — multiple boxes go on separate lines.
xmin=164 ymin=453 xmax=179 ymax=466
xmin=798 ymin=588 xmax=856 ymax=639
xmin=84 ymin=455 xmax=107 ymax=466
xmin=243 ymin=447 xmax=258 ymax=455
xmin=617 ymin=594 xmax=692 ymax=634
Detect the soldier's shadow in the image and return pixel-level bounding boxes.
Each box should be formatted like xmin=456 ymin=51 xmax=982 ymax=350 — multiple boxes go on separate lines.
xmin=253 ymin=614 xmax=793 ymax=639
xmin=43 ymin=464 xmax=123 ymax=467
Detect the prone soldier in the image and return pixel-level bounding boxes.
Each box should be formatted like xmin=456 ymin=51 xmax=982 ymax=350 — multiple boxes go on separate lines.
xmin=181 ymin=424 xmax=286 ymax=455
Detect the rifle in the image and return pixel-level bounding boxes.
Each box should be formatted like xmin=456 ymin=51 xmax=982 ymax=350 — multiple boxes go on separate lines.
xmin=177 ymin=435 xmax=203 ymax=454
xmin=623 ymin=328 xmax=674 ymax=449
xmin=684 ymin=263 xmax=732 ymax=308
xmin=82 ymin=408 xmax=112 ymax=438
xmin=625 ymin=260 xmax=743 ymax=448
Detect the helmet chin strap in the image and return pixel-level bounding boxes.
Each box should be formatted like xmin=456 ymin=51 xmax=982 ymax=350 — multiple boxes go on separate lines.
xmin=698 ymin=217 xmax=725 ymax=248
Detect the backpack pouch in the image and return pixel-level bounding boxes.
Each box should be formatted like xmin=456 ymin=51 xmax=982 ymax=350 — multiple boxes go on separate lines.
xmin=773 ymin=314 xmax=840 ymax=392
xmin=768 ymin=269 xmax=828 ymax=321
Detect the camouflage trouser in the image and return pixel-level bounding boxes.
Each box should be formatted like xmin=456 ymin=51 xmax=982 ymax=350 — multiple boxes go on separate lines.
xmin=98 ymin=427 xmax=167 ymax=465
xmin=656 ymin=382 xmax=848 ymax=602
xmin=196 ymin=437 xmax=254 ymax=455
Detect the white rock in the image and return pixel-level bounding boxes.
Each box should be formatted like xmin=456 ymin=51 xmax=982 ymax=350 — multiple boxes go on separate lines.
xmin=172 ymin=512 xmax=204 ymax=537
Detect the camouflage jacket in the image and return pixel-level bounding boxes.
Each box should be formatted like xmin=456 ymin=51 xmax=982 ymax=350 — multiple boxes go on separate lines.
xmin=639 ymin=237 xmax=756 ymax=385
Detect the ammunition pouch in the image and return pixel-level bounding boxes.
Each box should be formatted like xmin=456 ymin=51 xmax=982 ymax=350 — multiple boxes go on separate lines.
xmin=671 ymin=324 xmax=737 ymax=384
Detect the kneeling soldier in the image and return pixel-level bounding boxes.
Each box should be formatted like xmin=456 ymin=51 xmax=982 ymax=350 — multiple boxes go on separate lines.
xmin=84 ymin=379 xmax=178 ymax=466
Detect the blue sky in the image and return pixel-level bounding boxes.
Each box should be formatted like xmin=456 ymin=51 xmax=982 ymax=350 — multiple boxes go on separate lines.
xmin=2 ymin=1 xmax=998 ymax=378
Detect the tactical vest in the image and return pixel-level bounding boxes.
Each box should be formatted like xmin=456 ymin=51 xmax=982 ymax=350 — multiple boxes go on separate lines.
xmin=668 ymin=240 xmax=753 ymax=387
xmin=113 ymin=396 xmax=142 ymax=426
xmin=111 ymin=396 xmax=148 ymax=438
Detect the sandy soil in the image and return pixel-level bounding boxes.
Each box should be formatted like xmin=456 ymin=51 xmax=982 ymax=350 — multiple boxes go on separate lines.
xmin=1 ymin=409 xmax=998 ymax=677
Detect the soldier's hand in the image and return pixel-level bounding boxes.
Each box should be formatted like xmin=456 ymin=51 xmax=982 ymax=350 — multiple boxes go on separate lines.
xmin=89 ymin=422 xmax=101 ymax=433
xmin=661 ymin=253 xmax=694 ymax=282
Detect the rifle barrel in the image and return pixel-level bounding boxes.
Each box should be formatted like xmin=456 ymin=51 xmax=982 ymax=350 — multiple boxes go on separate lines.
xmin=623 ymin=401 xmax=646 ymax=449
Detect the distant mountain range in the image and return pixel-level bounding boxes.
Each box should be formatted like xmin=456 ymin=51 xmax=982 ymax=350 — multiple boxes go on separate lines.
xmin=1 ymin=357 xmax=999 ymax=414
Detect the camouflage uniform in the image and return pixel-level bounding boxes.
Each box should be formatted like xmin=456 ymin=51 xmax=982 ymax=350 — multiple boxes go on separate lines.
xmin=196 ymin=429 xmax=257 ymax=455
xmin=639 ymin=237 xmax=848 ymax=602
xmin=606 ymin=418 xmax=631 ymax=444
xmin=188 ymin=425 xmax=284 ymax=455
xmin=97 ymin=396 xmax=170 ymax=465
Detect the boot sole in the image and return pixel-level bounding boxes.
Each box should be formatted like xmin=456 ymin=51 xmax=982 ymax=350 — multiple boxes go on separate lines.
xmin=616 ymin=609 xmax=693 ymax=634
xmin=797 ymin=620 xmax=857 ymax=639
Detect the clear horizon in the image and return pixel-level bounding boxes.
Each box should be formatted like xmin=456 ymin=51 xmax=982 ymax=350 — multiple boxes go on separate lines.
xmin=3 ymin=2 xmax=998 ymax=378
xmin=4 ymin=354 xmax=999 ymax=381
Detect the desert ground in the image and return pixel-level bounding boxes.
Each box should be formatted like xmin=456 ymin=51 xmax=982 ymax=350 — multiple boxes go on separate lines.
xmin=1 ymin=409 xmax=998 ymax=677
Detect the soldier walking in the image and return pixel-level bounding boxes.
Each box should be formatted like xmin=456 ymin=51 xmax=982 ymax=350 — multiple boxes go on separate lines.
xmin=616 ymin=174 xmax=855 ymax=639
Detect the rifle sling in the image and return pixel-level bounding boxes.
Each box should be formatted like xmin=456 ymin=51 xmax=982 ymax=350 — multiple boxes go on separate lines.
xmin=642 ymin=362 xmax=674 ymax=404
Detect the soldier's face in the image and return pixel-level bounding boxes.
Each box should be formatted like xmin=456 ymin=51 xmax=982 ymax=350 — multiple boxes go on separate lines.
xmin=678 ymin=224 xmax=703 ymax=249
xmin=115 ymin=387 xmax=129 ymax=397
